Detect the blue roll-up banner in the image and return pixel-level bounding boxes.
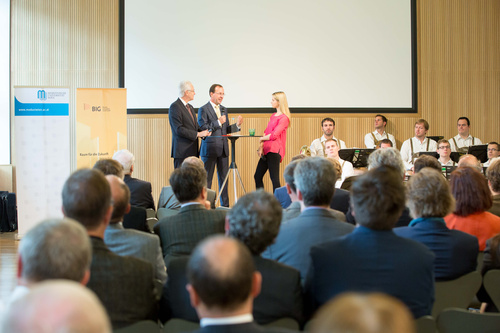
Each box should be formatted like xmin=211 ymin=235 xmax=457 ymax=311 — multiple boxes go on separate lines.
xmin=14 ymin=87 xmax=70 ymax=237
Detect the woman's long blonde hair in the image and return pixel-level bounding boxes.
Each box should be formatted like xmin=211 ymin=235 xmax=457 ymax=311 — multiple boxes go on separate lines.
xmin=272 ymin=91 xmax=292 ymax=127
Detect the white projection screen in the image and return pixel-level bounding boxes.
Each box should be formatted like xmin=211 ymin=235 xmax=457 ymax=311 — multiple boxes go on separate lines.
xmin=123 ymin=0 xmax=416 ymax=112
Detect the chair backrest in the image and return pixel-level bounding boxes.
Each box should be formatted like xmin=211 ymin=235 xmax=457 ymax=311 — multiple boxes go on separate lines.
xmin=415 ymin=315 xmax=436 ymax=333
xmin=263 ymin=318 xmax=299 ymax=330
xmin=123 ymin=206 xmax=151 ymax=233
xmin=432 ymin=271 xmax=482 ymax=318
xmin=113 ymin=320 xmax=160 ymax=333
xmin=437 ymin=308 xmax=500 ymax=333
xmin=162 ymin=318 xmax=200 ymax=333
xmin=477 ymin=252 xmax=485 ymax=271
xmin=483 ymin=269 xmax=500 ymax=310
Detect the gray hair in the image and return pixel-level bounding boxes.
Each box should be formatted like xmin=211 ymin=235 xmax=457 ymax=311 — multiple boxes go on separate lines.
xmin=1 ymin=280 xmax=111 ymax=333
xmin=407 ymin=168 xmax=455 ymax=218
xmin=368 ymin=148 xmax=405 ymax=179
xmin=18 ymin=218 xmax=91 ymax=283
xmin=294 ymin=157 xmax=337 ymax=206
xmin=179 ymin=80 xmax=193 ymax=97
xmin=458 ymin=154 xmax=482 ymax=173
xmin=112 ymin=149 xmax=135 ymax=174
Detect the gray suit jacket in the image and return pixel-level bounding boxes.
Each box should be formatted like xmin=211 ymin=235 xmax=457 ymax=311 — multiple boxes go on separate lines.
xmin=283 ymin=202 xmax=346 ymax=223
xmin=87 ymin=237 xmax=158 ymax=329
xmin=154 ymin=203 xmax=226 ymax=266
xmin=104 ymin=222 xmax=167 ymax=285
xmin=262 ymin=208 xmax=354 ymax=284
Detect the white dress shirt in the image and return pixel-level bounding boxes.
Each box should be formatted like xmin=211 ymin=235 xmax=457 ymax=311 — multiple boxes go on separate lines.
xmin=364 ymin=130 xmax=397 ymax=149
xmin=310 ymin=136 xmax=347 ymax=157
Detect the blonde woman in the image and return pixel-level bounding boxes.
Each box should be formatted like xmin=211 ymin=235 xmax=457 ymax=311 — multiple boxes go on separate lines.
xmin=255 ymin=91 xmax=291 ymax=192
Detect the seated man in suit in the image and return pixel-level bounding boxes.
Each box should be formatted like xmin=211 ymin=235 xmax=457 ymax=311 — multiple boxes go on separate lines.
xmin=274 ymin=155 xmax=307 ymax=209
xmin=9 ymin=218 xmax=91 ymax=304
xmin=113 ymin=149 xmax=155 ymax=210
xmin=62 ymin=169 xmax=158 ymax=328
xmin=394 ymin=168 xmax=478 ymax=280
xmin=160 ymin=190 xmax=303 ymax=326
xmin=154 ymin=164 xmax=226 ymax=266
xmin=186 ymin=236 xmax=294 ymax=333
xmin=413 ymin=154 xmax=441 ymax=173
xmin=104 ymin=175 xmax=167 ymax=286
xmin=262 ymin=157 xmax=354 ymax=284
xmin=306 ymin=166 xmax=435 ymax=319
xmin=93 ymin=158 xmax=124 ymax=179
xmin=2 ymin=280 xmax=111 ymax=333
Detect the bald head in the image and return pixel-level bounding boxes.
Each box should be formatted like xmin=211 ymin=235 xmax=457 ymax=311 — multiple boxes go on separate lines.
xmin=106 ymin=175 xmax=131 ymax=223
xmin=181 ymin=156 xmax=206 ymax=170
xmin=187 ymin=236 xmax=257 ymax=312
xmin=458 ymin=154 xmax=482 ymax=173
xmin=1 ymin=280 xmax=111 ymax=333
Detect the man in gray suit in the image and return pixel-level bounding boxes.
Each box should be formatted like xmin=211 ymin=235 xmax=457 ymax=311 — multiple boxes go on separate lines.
xmin=154 ymin=164 xmax=226 ymax=266
xmin=62 ymin=169 xmax=158 ymax=329
xmin=104 ymin=175 xmax=167 ymax=286
xmin=262 ymin=157 xmax=354 ymax=284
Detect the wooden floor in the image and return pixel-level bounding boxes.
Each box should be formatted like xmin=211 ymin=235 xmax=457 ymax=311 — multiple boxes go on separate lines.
xmin=0 ymin=231 xmax=19 ymax=305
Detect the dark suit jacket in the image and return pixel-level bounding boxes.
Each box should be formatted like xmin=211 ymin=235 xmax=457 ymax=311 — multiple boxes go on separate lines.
xmin=393 ymin=217 xmax=478 ymax=281
xmin=159 ymin=255 xmax=304 ymax=325
xmin=123 ymin=205 xmax=151 ymax=233
xmin=274 ymin=186 xmax=292 ymax=209
xmin=190 ymin=322 xmax=295 ymax=333
xmin=262 ymin=208 xmax=354 ymax=284
xmin=305 ymin=226 xmax=435 ymax=319
xmin=198 ymin=102 xmax=239 ymax=158
xmin=86 ymin=237 xmax=158 ymax=329
xmin=153 ymin=204 xmax=226 ymax=266
xmin=169 ymin=98 xmax=200 ymax=159
xmin=124 ymin=175 xmax=155 ymax=210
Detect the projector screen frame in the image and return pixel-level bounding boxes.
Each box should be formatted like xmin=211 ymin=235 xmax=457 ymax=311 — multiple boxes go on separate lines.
xmin=119 ymin=0 xmax=418 ymax=115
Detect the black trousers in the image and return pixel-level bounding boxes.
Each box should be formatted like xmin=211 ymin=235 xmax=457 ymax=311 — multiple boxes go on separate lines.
xmin=254 ymin=152 xmax=281 ymax=193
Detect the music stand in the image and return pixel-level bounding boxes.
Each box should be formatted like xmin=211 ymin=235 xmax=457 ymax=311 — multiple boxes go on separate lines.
xmin=427 ymin=135 xmax=444 ymax=143
xmin=213 ymin=135 xmax=261 ymax=205
xmin=467 ymin=144 xmax=488 ymax=163
xmin=442 ymin=165 xmax=457 ymax=180
xmin=338 ymin=148 xmax=375 ymax=168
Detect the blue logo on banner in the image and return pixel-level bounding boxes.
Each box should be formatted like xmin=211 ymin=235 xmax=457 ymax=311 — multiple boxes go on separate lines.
xmin=37 ymin=90 xmax=47 ymax=101
xmin=14 ymin=97 xmax=69 ymax=116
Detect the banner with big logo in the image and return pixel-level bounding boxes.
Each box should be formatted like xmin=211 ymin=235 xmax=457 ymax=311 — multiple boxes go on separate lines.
xmin=14 ymin=87 xmax=70 ymax=236
xmin=76 ymin=88 xmax=127 ymax=169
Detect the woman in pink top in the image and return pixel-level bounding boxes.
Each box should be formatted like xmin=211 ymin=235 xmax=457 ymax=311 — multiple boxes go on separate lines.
xmin=445 ymin=166 xmax=500 ymax=251
xmin=254 ymin=91 xmax=291 ymax=192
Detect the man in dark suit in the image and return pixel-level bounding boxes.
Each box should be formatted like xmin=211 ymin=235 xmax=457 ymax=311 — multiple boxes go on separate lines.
xmin=305 ymin=166 xmax=435 ymax=319
xmin=262 ymin=157 xmax=354 ymax=284
xmin=154 ymin=163 xmax=226 ymax=266
xmin=62 ymin=169 xmax=158 ymax=329
xmin=104 ymin=175 xmax=167 ymax=286
xmin=198 ymin=84 xmax=243 ymax=207
xmin=169 ymin=80 xmax=210 ymax=168
xmin=113 ymin=149 xmax=155 ymax=210
xmin=186 ymin=236 xmax=294 ymax=333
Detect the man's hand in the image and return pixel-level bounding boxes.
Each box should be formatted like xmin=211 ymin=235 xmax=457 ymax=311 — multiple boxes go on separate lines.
xmin=198 ymin=130 xmax=211 ymax=137
xmin=237 ymin=115 xmax=243 ymax=127
xmin=219 ymin=115 xmax=226 ymax=124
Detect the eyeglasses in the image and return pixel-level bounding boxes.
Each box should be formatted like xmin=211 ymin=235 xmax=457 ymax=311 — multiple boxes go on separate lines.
xmin=438 ymin=146 xmax=450 ymax=150
xmin=488 ymin=148 xmax=499 ymax=152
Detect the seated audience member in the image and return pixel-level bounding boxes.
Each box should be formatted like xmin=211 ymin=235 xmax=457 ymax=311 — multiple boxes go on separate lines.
xmin=93 ymin=158 xmax=124 ymax=179
xmin=310 ymin=293 xmax=415 ymax=333
xmin=62 ymin=169 xmax=158 ymax=328
xmin=487 ymin=158 xmax=500 ymax=217
xmin=186 ymin=236 xmax=293 ymax=333
xmin=479 ymin=233 xmax=500 ymax=311
xmin=394 ymin=168 xmax=478 ymax=280
xmin=324 ymin=138 xmax=354 ymax=188
xmin=1 ymin=280 xmax=111 ymax=333
xmin=346 ymin=148 xmax=412 ymax=227
xmin=413 ymin=154 xmax=441 ymax=173
xmin=9 ymin=218 xmax=91 ymax=303
xmin=274 ymin=155 xmax=307 ymax=209
xmin=154 ymin=165 xmax=226 ymax=266
xmin=445 ymin=167 xmax=500 ymax=251
xmin=400 ymin=119 xmax=437 ymax=170
xmin=306 ymin=166 xmax=435 ymax=319
xmin=376 ymin=138 xmax=393 ymax=149
xmin=262 ymin=157 xmax=354 ymax=283
xmin=436 ymin=139 xmax=457 ymax=166
xmin=457 ymin=154 xmax=483 ymax=173
xmin=104 ymin=175 xmax=167 ymax=286
xmin=448 ymin=117 xmax=482 ymax=152
xmin=364 ymin=114 xmax=397 ymax=149
xmin=484 ymin=142 xmax=500 ymax=167
xmin=310 ymin=117 xmax=346 ymax=157
xmin=113 ymin=149 xmax=155 ymax=210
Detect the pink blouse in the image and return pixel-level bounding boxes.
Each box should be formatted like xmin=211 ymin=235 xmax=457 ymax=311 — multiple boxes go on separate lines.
xmin=263 ymin=113 xmax=289 ymax=162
